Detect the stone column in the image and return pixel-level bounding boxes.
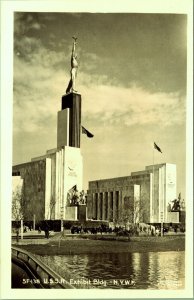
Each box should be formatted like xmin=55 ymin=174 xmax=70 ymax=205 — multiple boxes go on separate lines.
xmin=105 ymin=192 xmax=108 ymax=220
xmin=113 ymin=191 xmax=116 ymax=222
xmin=102 ymin=192 xmax=106 ymax=220
xmin=107 ymin=192 xmax=110 ymax=221
xmin=117 ymin=191 xmax=121 ymax=220
xmin=92 ymin=193 xmax=94 ymax=219
xmin=113 ymin=191 xmax=119 ymax=223
xmin=101 ymin=193 xmax=103 ymax=220
xmin=97 ymin=193 xmax=101 ymax=220
xmin=92 ymin=193 xmax=96 ymax=220
xmin=108 ymin=191 xmax=113 ymax=222
xmin=98 ymin=193 xmax=103 ymax=220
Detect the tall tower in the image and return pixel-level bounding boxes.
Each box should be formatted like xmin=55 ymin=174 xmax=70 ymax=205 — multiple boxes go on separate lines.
xmin=57 ymin=36 xmax=81 ymax=149
xmin=54 ymin=38 xmax=83 ymax=222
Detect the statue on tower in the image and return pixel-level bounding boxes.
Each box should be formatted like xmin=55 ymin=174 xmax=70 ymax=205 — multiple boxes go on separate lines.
xmin=66 ymin=37 xmax=78 ymax=94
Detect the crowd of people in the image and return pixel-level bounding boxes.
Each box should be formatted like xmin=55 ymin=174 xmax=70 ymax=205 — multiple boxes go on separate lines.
xmin=13 ymin=221 xmax=185 ymax=241
xmin=69 ymin=223 xmax=185 ymax=237
xmin=70 ymin=224 xmax=152 ymax=236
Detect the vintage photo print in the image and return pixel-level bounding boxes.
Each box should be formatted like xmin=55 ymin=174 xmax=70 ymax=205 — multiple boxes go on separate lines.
xmin=0 ymin=0 xmax=193 ymax=299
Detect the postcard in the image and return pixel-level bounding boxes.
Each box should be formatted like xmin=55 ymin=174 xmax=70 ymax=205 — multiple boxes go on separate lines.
xmin=0 ymin=0 xmax=193 ymax=299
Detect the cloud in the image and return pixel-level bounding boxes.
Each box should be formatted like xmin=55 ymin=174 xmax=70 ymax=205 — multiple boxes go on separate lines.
xmin=31 ymin=22 xmax=41 ymax=30
xmin=13 ymin=50 xmax=69 ymax=133
xmin=80 ymin=52 xmax=101 ymax=73
xmin=13 ymin=42 xmax=185 ymax=136
xmin=13 ymin=24 xmax=185 ymax=137
xmin=80 ymin=81 xmax=185 ymax=127
xmin=14 ymin=13 xmax=42 ymax=36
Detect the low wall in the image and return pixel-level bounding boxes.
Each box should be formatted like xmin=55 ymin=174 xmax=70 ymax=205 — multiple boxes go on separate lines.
xmin=12 ymin=246 xmax=75 ymax=289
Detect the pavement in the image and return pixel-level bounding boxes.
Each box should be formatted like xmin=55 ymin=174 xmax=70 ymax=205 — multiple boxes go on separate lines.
xmin=11 ymin=229 xmax=185 ymax=246
xmin=12 ymin=229 xmax=55 ymax=237
xmin=12 ymin=230 xmax=56 ymax=245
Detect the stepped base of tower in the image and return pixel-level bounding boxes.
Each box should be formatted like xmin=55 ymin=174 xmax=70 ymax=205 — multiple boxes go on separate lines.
xmin=44 ymin=146 xmax=83 ymax=220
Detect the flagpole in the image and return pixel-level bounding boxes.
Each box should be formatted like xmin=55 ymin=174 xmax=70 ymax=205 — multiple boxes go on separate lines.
xmin=152 ymin=143 xmax=155 ymax=224
xmin=67 ymin=108 xmax=69 ymax=146
xmin=154 ymin=141 xmax=163 ymax=236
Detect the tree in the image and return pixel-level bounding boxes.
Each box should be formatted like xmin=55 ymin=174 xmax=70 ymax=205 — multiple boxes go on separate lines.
xmin=12 ymin=185 xmax=24 ymax=222
xmin=116 ymin=195 xmax=148 ymax=228
xmin=49 ymin=195 xmax=56 ymax=220
xmin=114 ymin=196 xmax=134 ymax=229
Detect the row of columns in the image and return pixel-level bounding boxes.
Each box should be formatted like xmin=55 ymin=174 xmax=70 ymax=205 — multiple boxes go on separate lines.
xmin=92 ymin=191 xmax=121 ymax=222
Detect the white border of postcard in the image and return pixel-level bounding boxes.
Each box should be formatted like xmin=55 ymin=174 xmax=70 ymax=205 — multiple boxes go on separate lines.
xmin=0 ymin=0 xmax=193 ymax=299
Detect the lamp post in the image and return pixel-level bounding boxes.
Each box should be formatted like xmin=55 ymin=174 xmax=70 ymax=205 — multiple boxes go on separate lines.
xmin=60 ymin=207 xmax=64 ymax=232
xmin=21 ymin=219 xmax=23 ymax=240
xmin=160 ymin=212 xmax=164 ymax=237
xmin=33 ymin=214 xmax=36 ymax=231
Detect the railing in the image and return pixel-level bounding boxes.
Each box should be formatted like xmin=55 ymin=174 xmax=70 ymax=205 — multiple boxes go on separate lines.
xmin=12 ymin=246 xmax=75 ymax=289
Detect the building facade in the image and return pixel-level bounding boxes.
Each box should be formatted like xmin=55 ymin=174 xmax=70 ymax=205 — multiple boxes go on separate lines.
xmin=87 ymin=163 xmax=178 ymax=224
xmin=12 ymin=92 xmax=84 ymax=222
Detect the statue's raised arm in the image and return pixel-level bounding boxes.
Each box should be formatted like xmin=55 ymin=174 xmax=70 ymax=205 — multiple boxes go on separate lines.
xmin=66 ymin=37 xmax=78 ymax=94
xmin=71 ymin=37 xmax=76 ymax=57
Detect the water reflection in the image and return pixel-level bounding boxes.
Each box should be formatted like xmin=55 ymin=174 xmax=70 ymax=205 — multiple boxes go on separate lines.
xmin=40 ymin=251 xmax=184 ymax=289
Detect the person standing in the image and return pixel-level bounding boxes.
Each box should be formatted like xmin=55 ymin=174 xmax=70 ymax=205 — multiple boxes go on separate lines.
xmin=44 ymin=222 xmax=50 ymax=239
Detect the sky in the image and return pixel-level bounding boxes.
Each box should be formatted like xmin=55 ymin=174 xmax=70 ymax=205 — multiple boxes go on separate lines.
xmin=13 ymin=12 xmax=187 ymax=198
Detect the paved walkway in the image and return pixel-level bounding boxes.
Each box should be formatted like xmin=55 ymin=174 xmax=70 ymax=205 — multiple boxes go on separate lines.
xmin=12 ymin=230 xmax=55 ymax=245
xmin=12 ymin=239 xmax=50 ymax=245
xmin=12 ymin=229 xmax=55 ymax=238
xmin=11 ymin=230 xmax=185 ymax=245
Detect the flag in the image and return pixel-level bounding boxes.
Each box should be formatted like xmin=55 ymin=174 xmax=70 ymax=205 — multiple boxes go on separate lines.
xmin=81 ymin=126 xmax=94 ymax=138
xmin=68 ymin=185 xmax=77 ymax=192
xmin=154 ymin=142 xmax=162 ymax=153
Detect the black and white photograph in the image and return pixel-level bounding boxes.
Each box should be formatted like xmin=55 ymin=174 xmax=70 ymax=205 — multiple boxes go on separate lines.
xmin=0 ymin=0 xmax=193 ymax=299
